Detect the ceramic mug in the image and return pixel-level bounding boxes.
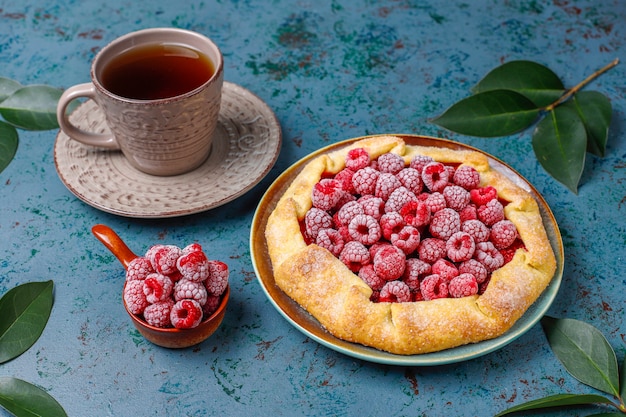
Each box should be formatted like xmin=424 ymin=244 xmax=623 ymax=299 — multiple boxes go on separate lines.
xmin=57 ymin=28 xmax=224 ymax=176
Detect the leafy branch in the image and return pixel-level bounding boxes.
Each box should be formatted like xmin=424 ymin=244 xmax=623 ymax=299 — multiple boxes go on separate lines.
xmin=0 ymin=77 xmax=64 ymax=175
xmin=430 ymin=59 xmax=619 ymax=194
xmin=0 ymin=281 xmax=67 ymax=417
xmin=495 ymin=316 xmax=625 ymax=416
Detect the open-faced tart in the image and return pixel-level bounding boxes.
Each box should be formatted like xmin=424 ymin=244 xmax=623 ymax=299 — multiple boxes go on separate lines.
xmin=265 ymin=135 xmax=556 ymax=355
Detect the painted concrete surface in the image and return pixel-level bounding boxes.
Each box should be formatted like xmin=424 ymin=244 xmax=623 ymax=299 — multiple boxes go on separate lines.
xmin=0 ymin=1 xmax=625 ymax=416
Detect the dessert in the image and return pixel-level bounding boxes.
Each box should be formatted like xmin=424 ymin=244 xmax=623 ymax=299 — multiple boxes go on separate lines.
xmin=264 ymin=135 xmax=556 ymax=355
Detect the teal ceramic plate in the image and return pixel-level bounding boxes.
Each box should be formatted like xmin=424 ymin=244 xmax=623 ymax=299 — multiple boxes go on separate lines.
xmin=250 ymin=135 xmax=563 ymax=366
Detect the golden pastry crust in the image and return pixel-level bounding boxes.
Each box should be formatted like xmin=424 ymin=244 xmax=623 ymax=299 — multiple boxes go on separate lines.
xmin=265 ymin=135 xmax=556 ymax=355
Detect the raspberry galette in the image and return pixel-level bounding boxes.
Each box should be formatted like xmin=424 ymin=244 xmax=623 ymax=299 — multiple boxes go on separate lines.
xmin=265 ymin=135 xmax=556 ymax=355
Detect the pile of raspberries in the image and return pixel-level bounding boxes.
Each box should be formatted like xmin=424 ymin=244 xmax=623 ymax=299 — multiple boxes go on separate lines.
xmin=302 ymin=147 xmax=522 ymax=303
xmin=123 ymin=243 xmax=229 ymax=329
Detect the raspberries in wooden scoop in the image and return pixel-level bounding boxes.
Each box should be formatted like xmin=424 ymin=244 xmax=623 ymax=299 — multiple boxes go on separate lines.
xmin=123 ymin=242 xmax=229 ymax=329
xmin=303 ymin=148 xmax=523 ymax=303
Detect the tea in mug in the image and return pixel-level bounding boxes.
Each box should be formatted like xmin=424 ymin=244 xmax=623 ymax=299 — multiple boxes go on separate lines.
xmin=101 ymin=43 xmax=215 ymax=100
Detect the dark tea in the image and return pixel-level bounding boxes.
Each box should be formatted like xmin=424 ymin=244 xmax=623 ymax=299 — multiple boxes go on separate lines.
xmin=101 ymin=43 xmax=215 ymax=100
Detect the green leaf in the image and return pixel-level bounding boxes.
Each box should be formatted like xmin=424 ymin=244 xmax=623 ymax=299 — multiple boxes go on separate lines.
xmin=0 ymin=281 xmax=54 ymax=364
xmin=472 ymin=60 xmax=565 ymax=107
xmin=0 ymin=377 xmax=67 ymax=417
xmin=0 ymin=121 xmax=18 ymax=174
xmin=566 ymin=91 xmax=612 ymax=157
xmin=532 ymin=106 xmax=587 ymax=193
xmin=541 ymin=316 xmax=620 ymax=397
xmin=0 ymin=85 xmax=62 ymax=130
xmin=585 ymin=413 xmax=626 ymax=417
xmin=0 ymin=78 xmax=22 ymax=102
xmin=620 ymin=356 xmax=626 ymax=406
xmin=494 ymin=393 xmax=615 ymax=416
xmin=430 ymin=90 xmax=540 ymax=137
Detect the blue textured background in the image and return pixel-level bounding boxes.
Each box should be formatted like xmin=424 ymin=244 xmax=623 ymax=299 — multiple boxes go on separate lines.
xmin=0 ymin=1 xmax=625 ymax=416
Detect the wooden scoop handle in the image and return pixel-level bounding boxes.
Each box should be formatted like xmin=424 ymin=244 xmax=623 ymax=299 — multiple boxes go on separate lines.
xmin=91 ymin=224 xmax=138 ymax=270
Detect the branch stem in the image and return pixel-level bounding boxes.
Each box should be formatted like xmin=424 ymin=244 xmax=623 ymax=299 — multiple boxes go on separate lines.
xmin=544 ymin=58 xmax=619 ymax=111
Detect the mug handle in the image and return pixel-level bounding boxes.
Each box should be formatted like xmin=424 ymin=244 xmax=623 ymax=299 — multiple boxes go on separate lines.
xmin=56 ymin=83 xmax=120 ymax=149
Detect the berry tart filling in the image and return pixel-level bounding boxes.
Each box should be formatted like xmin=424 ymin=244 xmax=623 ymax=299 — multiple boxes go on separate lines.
xmin=301 ymin=148 xmax=525 ymax=304
xmin=265 ymin=135 xmax=557 ymax=355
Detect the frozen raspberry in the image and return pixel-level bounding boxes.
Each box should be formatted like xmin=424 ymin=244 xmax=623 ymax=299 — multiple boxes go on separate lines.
xmin=422 ymin=162 xmax=450 ymax=192
xmin=312 ymin=178 xmax=344 ymax=211
xmin=384 ymin=186 xmax=417 ymax=213
xmin=316 ymin=228 xmax=345 ymax=256
xmin=399 ymin=200 xmax=431 ymax=228
xmin=373 ymin=245 xmax=406 ymax=281
xmin=459 ymin=204 xmax=478 ymax=222
xmin=470 ymin=186 xmax=497 ymax=205
xmin=143 ymin=299 xmax=174 ymax=328
xmin=431 ymin=259 xmax=459 ymax=282
xmin=412 ymin=291 xmax=425 ymax=302
xmin=339 ymin=241 xmax=370 ymax=272
xmin=143 ymin=273 xmax=174 ymax=304
xmin=126 ymin=257 xmax=154 ymax=281
xmin=443 ymin=185 xmax=470 ymax=212
xmin=420 ymin=274 xmax=449 ymax=300
xmin=305 ymin=207 xmax=333 ymax=240
xmin=170 ymin=299 xmax=204 ymax=329
xmin=352 ymin=167 xmax=380 ymax=195
xmin=150 ymin=245 xmax=183 ymax=275
xmin=459 ymin=259 xmax=488 ymax=284
xmin=474 ymin=241 xmax=505 ymax=272
xmin=174 ymin=278 xmax=208 ymax=306
xmin=345 ymin=148 xmax=370 ymax=171
xmin=168 ymin=270 xmax=184 ymax=283
xmin=420 ymin=192 xmax=447 ymax=213
xmin=379 ymin=280 xmax=411 ymax=303
xmin=462 ymin=219 xmax=490 ymax=243
xmin=334 ymin=168 xmax=356 ymax=194
xmin=145 ymin=244 xmax=165 ymax=263
xmin=409 ymin=154 xmax=434 ymax=173
xmin=477 ymin=199 xmax=505 ymax=226
xmin=453 ymin=165 xmax=481 ymax=190
xmin=182 ymin=243 xmax=203 ymax=255
xmin=446 ymin=231 xmax=476 ymax=262
xmin=334 ymin=201 xmax=364 ymax=227
xmin=417 ymin=238 xmax=446 ymax=264
xmin=377 ymin=153 xmax=405 ymax=174
xmin=448 ymin=273 xmax=478 ymax=298
xmin=396 ymin=167 xmax=423 ymax=195
xmin=402 ymin=258 xmax=431 ymax=291
xmin=176 ymin=250 xmax=210 ymax=282
xmin=375 ymin=173 xmax=402 ymax=200
xmin=124 ymin=280 xmax=149 ymax=315
xmin=358 ymin=264 xmax=385 ymax=291
xmin=203 ymin=294 xmax=222 ymax=317
xmin=348 ymin=214 xmax=382 ymax=245
xmin=490 ymin=220 xmax=519 ymax=249
xmin=206 ymin=260 xmax=229 ymax=296
xmin=500 ymin=239 xmax=525 ymax=264
xmin=334 ymin=190 xmax=357 ymax=209
xmin=358 ymin=195 xmax=385 ymax=220
xmin=337 ymin=225 xmax=351 ymax=243
xmin=430 ymin=208 xmax=461 ymax=241
xmin=369 ymin=241 xmax=392 ymax=259
xmin=380 ymin=211 xmax=405 ymax=240
xmin=390 ymin=225 xmax=420 ymax=255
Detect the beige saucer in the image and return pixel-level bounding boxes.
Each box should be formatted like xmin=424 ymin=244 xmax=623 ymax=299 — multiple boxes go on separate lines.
xmin=54 ymin=81 xmax=282 ymax=218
